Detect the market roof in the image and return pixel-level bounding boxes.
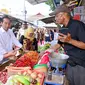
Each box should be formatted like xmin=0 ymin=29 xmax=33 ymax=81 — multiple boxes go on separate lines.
xmin=43 ymin=23 xmax=57 ymax=27
xmin=0 ymin=12 xmax=26 ymax=22
xmin=26 ymin=0 xmax=47 ymax=5
xmin=0 ymin=12 xmax=37 ymax=27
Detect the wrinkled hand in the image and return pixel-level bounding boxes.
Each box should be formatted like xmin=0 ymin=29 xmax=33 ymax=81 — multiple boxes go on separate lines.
xmin=58 ymin=33 xmax=72 ymax=43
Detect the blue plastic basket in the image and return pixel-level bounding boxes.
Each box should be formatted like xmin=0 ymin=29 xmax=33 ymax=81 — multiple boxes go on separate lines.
xmin=44 ymin=82 xmax=62 ymax=85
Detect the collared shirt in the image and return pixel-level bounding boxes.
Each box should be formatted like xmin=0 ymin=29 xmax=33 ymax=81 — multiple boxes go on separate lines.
xmin=58 ymin=18 xmax=85 ymax=67
xmin=0 ymin=27 xmax=22 ymax=62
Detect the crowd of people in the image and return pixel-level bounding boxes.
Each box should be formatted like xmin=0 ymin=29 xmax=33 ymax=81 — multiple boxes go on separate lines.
xmin=12 ymin=22 xmax=59 ymax=51
xmin=0 ymin=15 xmax=59 ymax=64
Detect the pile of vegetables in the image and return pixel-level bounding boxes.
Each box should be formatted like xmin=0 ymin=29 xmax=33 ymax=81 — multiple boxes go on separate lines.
xmin=0 ymin=71 xmax=7 ymax=84
xmin=5 ymin=67 xmax=44 ymax=85
xmin=13 ymin=54 xmax=33 ymax=67
xmin=38 ymin=43 xmax=51 ymax=52
xmin=26 ymin=51 xmax=39 ymax=64
xmin=13 ymin=51 xmax=39 ymax=68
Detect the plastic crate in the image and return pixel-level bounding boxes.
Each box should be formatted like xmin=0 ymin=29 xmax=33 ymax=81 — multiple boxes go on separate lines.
xmin=6 ymin=66 xmax=31 ymax=77
xmin=6 ymin=66 xmax=45 ymax=85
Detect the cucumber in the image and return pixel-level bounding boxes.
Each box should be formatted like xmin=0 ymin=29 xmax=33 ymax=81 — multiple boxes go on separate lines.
xmin=14 ymin=75 xmax=30 ymax=85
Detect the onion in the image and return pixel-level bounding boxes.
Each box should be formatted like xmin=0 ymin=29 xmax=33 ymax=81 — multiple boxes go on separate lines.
xmin=23 ymin=71 xmax=27 ymax=75
xmin=38 ymin=74 xmax=42 ymax=79
xmin=27 ymin=70 xmax=32 ymax=74
xmin=31 ymin=72 xmax=37 ymax=79
xmin=36 ymin=78 xmax=41 ymax=82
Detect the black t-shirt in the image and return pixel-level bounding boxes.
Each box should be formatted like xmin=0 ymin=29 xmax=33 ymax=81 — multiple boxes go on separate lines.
xmin=58 ymin=18 xmax=85 ymax=67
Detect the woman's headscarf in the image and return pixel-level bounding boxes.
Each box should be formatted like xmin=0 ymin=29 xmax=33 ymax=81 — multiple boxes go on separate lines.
xmin=24 ymin=27 xmax=34 ymax=41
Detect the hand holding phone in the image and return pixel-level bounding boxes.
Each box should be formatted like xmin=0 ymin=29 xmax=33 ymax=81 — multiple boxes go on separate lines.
xmin=58 ymin=33 xmax=71 ymax=43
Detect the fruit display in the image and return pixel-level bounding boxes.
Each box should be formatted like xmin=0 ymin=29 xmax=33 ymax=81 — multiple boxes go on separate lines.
xmin=13 ymin=51 xmax=39 ymax=68
xmin=5 ymin=67 xmax=44 ymax=85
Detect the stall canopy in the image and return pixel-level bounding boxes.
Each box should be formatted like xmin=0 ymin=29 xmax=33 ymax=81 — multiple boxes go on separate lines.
xmin=28 ymin=13 xmax=45 ymax=22
xmin=40 ymin=16 xmax=55 ymax=24
xmin=26 ymin=0 xmax=47 ymax=5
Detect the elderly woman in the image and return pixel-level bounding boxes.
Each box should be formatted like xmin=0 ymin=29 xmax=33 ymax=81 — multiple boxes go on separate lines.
xmin=19 ymin=27 xmax=37 ymax=51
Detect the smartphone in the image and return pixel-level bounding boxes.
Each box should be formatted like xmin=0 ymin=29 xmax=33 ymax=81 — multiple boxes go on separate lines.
xmin=58 ymin=33 xmax=64 ymax=37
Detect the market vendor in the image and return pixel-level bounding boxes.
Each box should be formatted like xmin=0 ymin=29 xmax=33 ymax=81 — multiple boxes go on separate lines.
xmin=0 ymin=15 xmax=22 ymax=64
xmin=19 ymin=27 xmax=37 ymax=51
xmin=47 ymin=5 xmax=85 ymax=85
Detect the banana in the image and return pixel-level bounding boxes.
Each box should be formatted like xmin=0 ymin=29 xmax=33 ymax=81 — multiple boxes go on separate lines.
xmin=14 ymin=75 xmax=30 ymax=85
xmin=22 ymin=75 xmax=31 ymax=81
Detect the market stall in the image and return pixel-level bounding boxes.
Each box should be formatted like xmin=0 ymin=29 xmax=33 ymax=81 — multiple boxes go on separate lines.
xmin=0 ymin=46 xmax=70 ymax=85
xmin=0 ymin=51 xmax=45 ymax=85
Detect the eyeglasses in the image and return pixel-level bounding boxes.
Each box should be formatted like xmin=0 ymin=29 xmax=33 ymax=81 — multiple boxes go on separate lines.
xmin=55 ymin=12 xmax=64 ymax=21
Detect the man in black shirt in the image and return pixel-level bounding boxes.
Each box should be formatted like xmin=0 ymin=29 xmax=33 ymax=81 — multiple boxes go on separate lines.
xmin=49 ymin=5 xmax=85 ymax=85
